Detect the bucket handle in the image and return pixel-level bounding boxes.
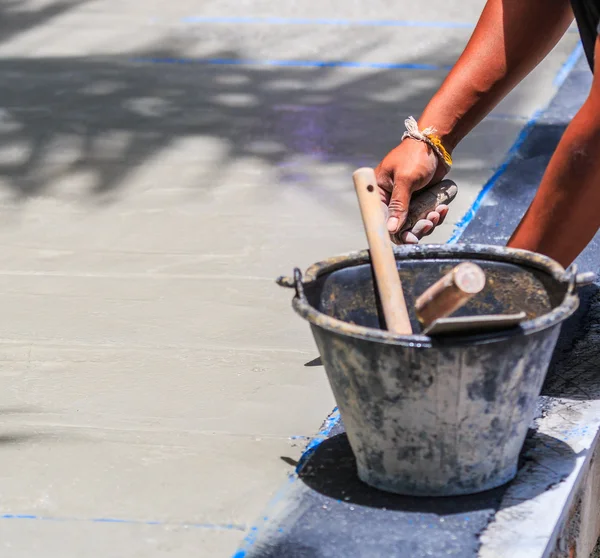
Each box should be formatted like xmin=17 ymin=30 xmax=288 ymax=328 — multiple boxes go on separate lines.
xmin=292 ymin=268 xmax=307 ymax=301
xmin=564 ymin=264 xmax=597 ymax=291
xmin=574 ymin=270 xmax=597 ymax=288
xmin=275 ymin=268 xmax=308 ymax=302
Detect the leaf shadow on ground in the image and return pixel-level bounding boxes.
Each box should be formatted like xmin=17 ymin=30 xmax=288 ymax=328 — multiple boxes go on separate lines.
xmin=0 ymin=16 xmax=531 ymax=209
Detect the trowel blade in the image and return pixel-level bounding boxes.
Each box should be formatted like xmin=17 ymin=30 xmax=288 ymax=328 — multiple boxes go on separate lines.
xmin=423 ymin=311 xmax=527 ymax=336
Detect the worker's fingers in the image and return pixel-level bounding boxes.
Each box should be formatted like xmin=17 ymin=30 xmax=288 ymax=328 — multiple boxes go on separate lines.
xmin=400 ymin=231 xmax=420 ymax=244
xmin=421 ymin=212 xmax=440 ymax=237
xmin=387 ymin=180 xmax=412 ymax=234
xmin=395 ymin=204 xmax=450 ymax=244
xmin=420 ymin=206 xmax=449 ymax=239
xmin=436 ymin=205 xmax=449 ymax=225
xmin=426 ymin=211 xmax=440 ymax=227
xmin=411 ymin=219 xmax=434 ymax=239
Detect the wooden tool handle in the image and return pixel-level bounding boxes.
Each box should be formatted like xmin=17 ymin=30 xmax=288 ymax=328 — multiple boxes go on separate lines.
xmin=392 ymin=180 xmax=458 ymax=244
xmin=353 ymin=167 xmax=413 ymax=335
xmin=415 ymin=263 xmax=486 ymax=328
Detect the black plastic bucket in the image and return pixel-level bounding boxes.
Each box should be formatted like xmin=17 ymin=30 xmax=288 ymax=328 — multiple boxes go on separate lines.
xmin=278 ymin=244 xmax=593 ymax=496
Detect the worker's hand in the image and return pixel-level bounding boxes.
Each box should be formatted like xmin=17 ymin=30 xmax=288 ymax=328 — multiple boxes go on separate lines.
xmin=375 ymin=138 xmax=450 ymax=244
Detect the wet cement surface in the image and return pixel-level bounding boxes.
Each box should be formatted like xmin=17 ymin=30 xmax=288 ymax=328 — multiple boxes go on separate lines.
xmin=0 ymin=1 xmax=582 ymax=557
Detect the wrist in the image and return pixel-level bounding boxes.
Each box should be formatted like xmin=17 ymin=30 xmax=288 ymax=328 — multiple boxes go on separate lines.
xmin=402 ymin=117 xmax=454 ymax=170
xmin=416 ymin=116 xmax=459 ymax=154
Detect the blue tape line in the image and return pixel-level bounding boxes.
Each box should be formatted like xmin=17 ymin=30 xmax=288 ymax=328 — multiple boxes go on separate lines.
xmin=131 ymin=57 xmax=450 ymax=71
xmin=180 ymin=16 xmax=476 ymax=28
xmin=446 ymin=112 xmax=540 ymax=244
xmin=0 ymin=513 xmax=245 ymax=531
xmin=553 ymin=41 xmax=584 ymax=87
xmin=295 ymin=408 xmax=341 ymax=473
xmin=232 ymin=476 xmax=297 ymax=558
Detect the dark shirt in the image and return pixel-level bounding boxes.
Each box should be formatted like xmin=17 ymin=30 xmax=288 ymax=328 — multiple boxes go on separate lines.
xmin=571 ymin=0 xmax=600 ymax=69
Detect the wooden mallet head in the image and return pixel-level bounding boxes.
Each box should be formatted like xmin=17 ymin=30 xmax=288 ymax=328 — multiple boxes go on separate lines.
xmin=415 ymin=262 xmax=486 ymax=328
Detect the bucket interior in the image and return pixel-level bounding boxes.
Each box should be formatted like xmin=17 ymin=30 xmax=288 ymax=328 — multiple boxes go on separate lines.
xmin=305 ymin=257 xmax=568 ymax=333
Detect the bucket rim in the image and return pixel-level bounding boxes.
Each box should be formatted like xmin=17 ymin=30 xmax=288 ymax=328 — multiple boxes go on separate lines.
xmin=283 ymin=243 xmax=580 ymax=347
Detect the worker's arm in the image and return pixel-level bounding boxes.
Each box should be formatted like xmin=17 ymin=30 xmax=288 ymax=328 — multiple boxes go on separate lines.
xmin=508 ymin=36 xmax=600 ymax=267
xmin=376 ymin=0 xmax=574 ymax=241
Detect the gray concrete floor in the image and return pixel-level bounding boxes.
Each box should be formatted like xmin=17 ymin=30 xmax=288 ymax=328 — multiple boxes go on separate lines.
xmin=0 ymin=1 xmax=580 ymax=556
